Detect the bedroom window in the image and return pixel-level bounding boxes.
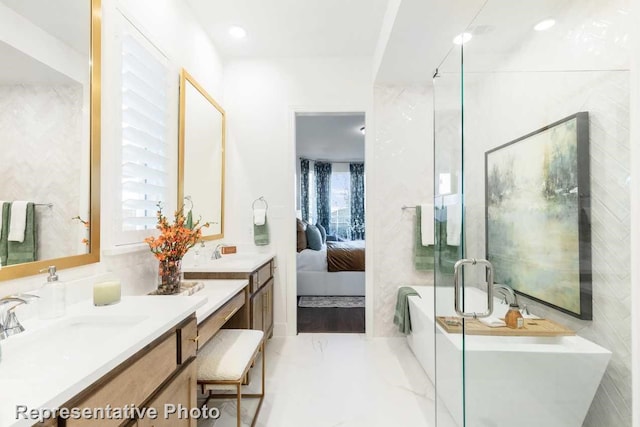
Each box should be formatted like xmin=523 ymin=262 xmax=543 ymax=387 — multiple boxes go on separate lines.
xmin=309 ymin=162 xmax=317 ymax=225
xmin=330 ymin=164 xmax=351 ymax=240
xmin=302 ymin=160 xmax=364 ymax=241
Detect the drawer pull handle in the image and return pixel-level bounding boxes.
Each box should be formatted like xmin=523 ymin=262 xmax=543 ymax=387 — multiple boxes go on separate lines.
xmin=190 ymin=335 xmax=200 ymax=343
xmin=224 ymin=307 xmax=240 ymax=321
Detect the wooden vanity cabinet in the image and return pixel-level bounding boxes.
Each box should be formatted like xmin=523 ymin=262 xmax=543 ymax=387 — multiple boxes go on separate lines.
xmin=185 ymin=258 xmax=275 ymax=339
xmin=60 ymin=316 xmax=198 ymax=427
xmin=134 ymin=360 xmax=197 ymax=427
xmin=256 ymin=278 xmax=274 ymax=336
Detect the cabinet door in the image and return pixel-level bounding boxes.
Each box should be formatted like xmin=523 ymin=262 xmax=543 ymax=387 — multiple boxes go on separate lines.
xmin=263 ymin=279 xmax=274 ymax=335
xmin=137 ymin=360 xmax=197 ymax=427
xmin=251 ymin=289 xmax=264 ymax=331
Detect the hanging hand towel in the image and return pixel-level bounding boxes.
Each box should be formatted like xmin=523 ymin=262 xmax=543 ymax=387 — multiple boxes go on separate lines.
xmin=0 ymin=201 xmax=6 ymax=237
xmin=7 ymin=202 xmax=36 ymax=265
xmin=254 ymin=216 xmax=270 ymax=246
xmin=446 ymin=202 xmax=462 ymax=246
xmin=0 ymin=202 xmax=8 ymax=266
xmin=8 ymin=201 xmax=29 ymax=242
xmin=420 ymin=203 xmax=434 ymax=246
xmin=414 ymin=205 xmax=434 ymax=271
xmin=253 ymin=208 xmax=266 ymax=226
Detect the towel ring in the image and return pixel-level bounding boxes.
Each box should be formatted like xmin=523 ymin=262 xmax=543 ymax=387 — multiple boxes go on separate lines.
xmin=252 ymin=196 xmax=268 ymax=211
xmin=184 ymin=195 xmax=194 ymax=211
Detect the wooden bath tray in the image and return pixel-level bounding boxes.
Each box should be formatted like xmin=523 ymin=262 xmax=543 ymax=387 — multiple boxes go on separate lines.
xmin=436 ymin=316 xmax=575 ymax=337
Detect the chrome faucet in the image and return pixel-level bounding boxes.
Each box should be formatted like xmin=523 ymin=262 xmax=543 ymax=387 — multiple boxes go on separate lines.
xmin=211 ymin=244 xmax=227 ymax=260
xmin=0 ymin=294 xmax=38 ymax=340
xmin=493 ymin=284 xmax=518 ymax=306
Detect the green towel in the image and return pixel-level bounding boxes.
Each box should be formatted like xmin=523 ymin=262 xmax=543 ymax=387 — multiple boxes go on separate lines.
xmin=393 ymin=286 xmax=420 ymax=334
xmin=0 ymin=202 xmax=8 ymax=266
xmin=186 ymin=210 xmax=193 ymax=229
xmin=254 ymin=216 xmax=270 ymax=246
xmin=415 ymin=205 xmax=434 ymax=271
xmin=7 ymin=202 xmax=37 ymax=265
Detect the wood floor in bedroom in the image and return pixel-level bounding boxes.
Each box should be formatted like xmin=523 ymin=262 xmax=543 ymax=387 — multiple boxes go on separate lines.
xmin=297 ymin=297 xmax=365 ymax=333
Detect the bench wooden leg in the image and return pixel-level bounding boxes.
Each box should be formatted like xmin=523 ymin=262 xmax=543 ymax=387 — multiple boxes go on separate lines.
xmin=237 ymin=383 xmax=242 ymax=427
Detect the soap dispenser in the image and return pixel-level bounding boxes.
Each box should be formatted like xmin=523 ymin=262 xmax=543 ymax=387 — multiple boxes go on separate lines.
xmin=194 ymin=240 xmax=205 ymax=266
xmin=39 ymin=266 xmax=66 ymax=319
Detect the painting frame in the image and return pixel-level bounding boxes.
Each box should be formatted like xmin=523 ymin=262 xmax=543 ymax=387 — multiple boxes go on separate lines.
xmin=485 ymin=112 xmax=592 ymax=320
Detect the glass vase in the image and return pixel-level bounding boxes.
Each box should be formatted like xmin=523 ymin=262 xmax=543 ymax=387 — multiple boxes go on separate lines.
xmin=157 ymin=258 xmax=182 ymax=295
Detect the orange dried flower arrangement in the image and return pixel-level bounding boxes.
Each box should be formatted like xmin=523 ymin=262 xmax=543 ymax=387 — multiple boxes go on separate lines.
xmin=145 ymin=203 xmax=209 ymax=294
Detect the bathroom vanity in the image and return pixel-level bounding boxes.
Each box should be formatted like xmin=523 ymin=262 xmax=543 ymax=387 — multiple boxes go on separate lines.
xmin=184 ymin=253 xmax=276 ymax=339
xmin=0 ymin=281 xmax=248 ymax=427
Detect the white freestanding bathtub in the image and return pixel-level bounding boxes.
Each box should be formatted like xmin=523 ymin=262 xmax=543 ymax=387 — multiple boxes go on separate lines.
xmin=407 ymin=286 xmax=611 ymax=427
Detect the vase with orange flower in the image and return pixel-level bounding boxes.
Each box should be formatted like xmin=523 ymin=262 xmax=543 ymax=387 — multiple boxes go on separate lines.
xmin=145 ymin=203 xmax=209 ymax=295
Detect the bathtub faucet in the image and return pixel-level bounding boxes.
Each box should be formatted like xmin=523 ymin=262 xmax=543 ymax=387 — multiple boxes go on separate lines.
xmin=493 ymin=284 xmax=518 ymax=306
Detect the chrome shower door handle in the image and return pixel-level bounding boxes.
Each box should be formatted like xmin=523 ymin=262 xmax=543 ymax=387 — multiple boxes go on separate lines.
xmin=453 ymin=258 xmax=494 ymax=319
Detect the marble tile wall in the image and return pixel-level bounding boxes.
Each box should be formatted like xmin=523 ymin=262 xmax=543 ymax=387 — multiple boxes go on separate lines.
xmin=372 ymin=84 xmax=435 ymax=337
xmin=0 ymin=84 xmax=86 ymax=262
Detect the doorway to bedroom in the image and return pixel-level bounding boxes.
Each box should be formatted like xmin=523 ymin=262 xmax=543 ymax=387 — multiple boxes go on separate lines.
xmin=295 ymin=112 xmax=366 ymax=333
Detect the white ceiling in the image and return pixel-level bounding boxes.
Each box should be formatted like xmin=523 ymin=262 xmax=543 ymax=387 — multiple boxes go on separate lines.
xmin=296 ymin=113 xmax=365 ymax=162
xmin=1 ymin=0 xmax=90 ymax=56
xmin=186 ymin=0 xmax=389 ymax=58
xmin=0 ymin=41 xmax=77 ymax=85
xmin=438 ymin=0 xmax=630 ymax=74
xmin=375 ymin=0 xmax=486 ymax=84
xmin=376 ymin=0 xmax=630 ymax=84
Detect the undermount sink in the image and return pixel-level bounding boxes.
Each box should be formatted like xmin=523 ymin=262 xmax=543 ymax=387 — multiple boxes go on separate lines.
xmin=0 ymin=314 xmax=148 ymax=370
xmin=64 ymin=314 xmax=148 ymax=329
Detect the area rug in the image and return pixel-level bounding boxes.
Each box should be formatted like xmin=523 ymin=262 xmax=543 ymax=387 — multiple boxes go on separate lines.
xmin=298 ymin=296 xmax=365 ymax=308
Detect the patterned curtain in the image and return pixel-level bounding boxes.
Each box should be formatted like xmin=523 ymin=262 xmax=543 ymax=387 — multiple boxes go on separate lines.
xmin=315 ymin=161 xmax=332 ymax=233
xmin=300 ymin=159 xmax=310 ymax=221
xmin=350 ymin=163 xmax=365 ymax=240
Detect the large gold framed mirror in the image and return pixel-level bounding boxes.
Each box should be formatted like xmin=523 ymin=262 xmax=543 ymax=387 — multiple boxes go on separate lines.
xmin=178 ymin=69 xmax=225 ymax=240
xmin=0 ymin=0 xmax=101 ymax=281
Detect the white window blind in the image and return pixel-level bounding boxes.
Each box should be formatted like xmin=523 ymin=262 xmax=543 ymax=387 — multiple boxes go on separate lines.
xmin=121 ymin=30 xmax=169 ymax=231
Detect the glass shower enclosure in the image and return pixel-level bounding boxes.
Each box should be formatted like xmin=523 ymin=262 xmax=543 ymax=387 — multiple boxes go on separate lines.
xmin=432 ymin=1 xmax=631 ymax=426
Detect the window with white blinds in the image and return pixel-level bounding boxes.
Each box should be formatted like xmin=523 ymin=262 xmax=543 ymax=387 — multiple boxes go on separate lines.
xmin=121 ymin=30 xmax=169 ymax=231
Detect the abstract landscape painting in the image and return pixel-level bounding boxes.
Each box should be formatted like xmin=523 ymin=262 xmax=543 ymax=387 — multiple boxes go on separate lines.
xmin=485 ymin=112 xmax=592 ymax=319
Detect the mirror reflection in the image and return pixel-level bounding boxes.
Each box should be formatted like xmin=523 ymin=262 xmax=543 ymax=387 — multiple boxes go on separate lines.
xmin=0 ymin=0 xmax=92 ymax=267
xmin=179 ymin=69 xmax=225 ymax=240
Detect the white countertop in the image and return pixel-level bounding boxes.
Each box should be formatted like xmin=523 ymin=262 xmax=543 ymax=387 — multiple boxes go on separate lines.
xmin=183 ymin=252 xmax=275 ymax=274
xmin=0 ymin=279 xmax=248 ymax=427
xmin=193 ymin=280 xmax=248 ymax=324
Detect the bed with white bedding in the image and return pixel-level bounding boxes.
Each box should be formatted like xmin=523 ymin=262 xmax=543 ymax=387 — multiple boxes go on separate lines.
xmin=297 ymin=241 xmax=365 ymax=296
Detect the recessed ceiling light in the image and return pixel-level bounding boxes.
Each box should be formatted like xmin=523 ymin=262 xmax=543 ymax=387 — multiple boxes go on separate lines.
xmin=229 ymin=26 xmax=247 ymax=38
xmin=453 ymin=32 xmax=473 ymax=45
xmin=534 ymin=19 xmax=556 ymax=31
xmin=359 ymin=126 xmax=366 ymax=135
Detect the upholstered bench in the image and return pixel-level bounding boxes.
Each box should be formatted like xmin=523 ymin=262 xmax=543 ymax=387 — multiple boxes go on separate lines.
xmin=197 ymin=329 xmax=265 ymax=427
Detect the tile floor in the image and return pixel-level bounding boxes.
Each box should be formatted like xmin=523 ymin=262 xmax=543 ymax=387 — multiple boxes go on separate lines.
xmin=199 ymin=333 xmax=438 ymax=427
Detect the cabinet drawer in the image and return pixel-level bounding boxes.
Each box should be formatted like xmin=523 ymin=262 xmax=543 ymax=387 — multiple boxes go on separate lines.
xmin=257 ymin=262 xmax=272 ymax=288
xmin=177 ymin=317 xmax=198 ymax=364
xmin=66 ymin=333 xmax=178 ymax=427
xmin=250 ymin=272 xmax=259 ymax=293
xmin=198 ymin=291 xmax=244 ymax=350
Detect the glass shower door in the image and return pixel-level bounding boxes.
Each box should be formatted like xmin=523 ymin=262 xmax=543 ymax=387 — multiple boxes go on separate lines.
xmin=433 ymin=1 xmax=631 ymax=426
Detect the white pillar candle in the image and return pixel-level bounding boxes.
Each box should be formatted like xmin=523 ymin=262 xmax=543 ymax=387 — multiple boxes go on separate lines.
xmin=93 ymin=281 xmax=121 ymax=306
